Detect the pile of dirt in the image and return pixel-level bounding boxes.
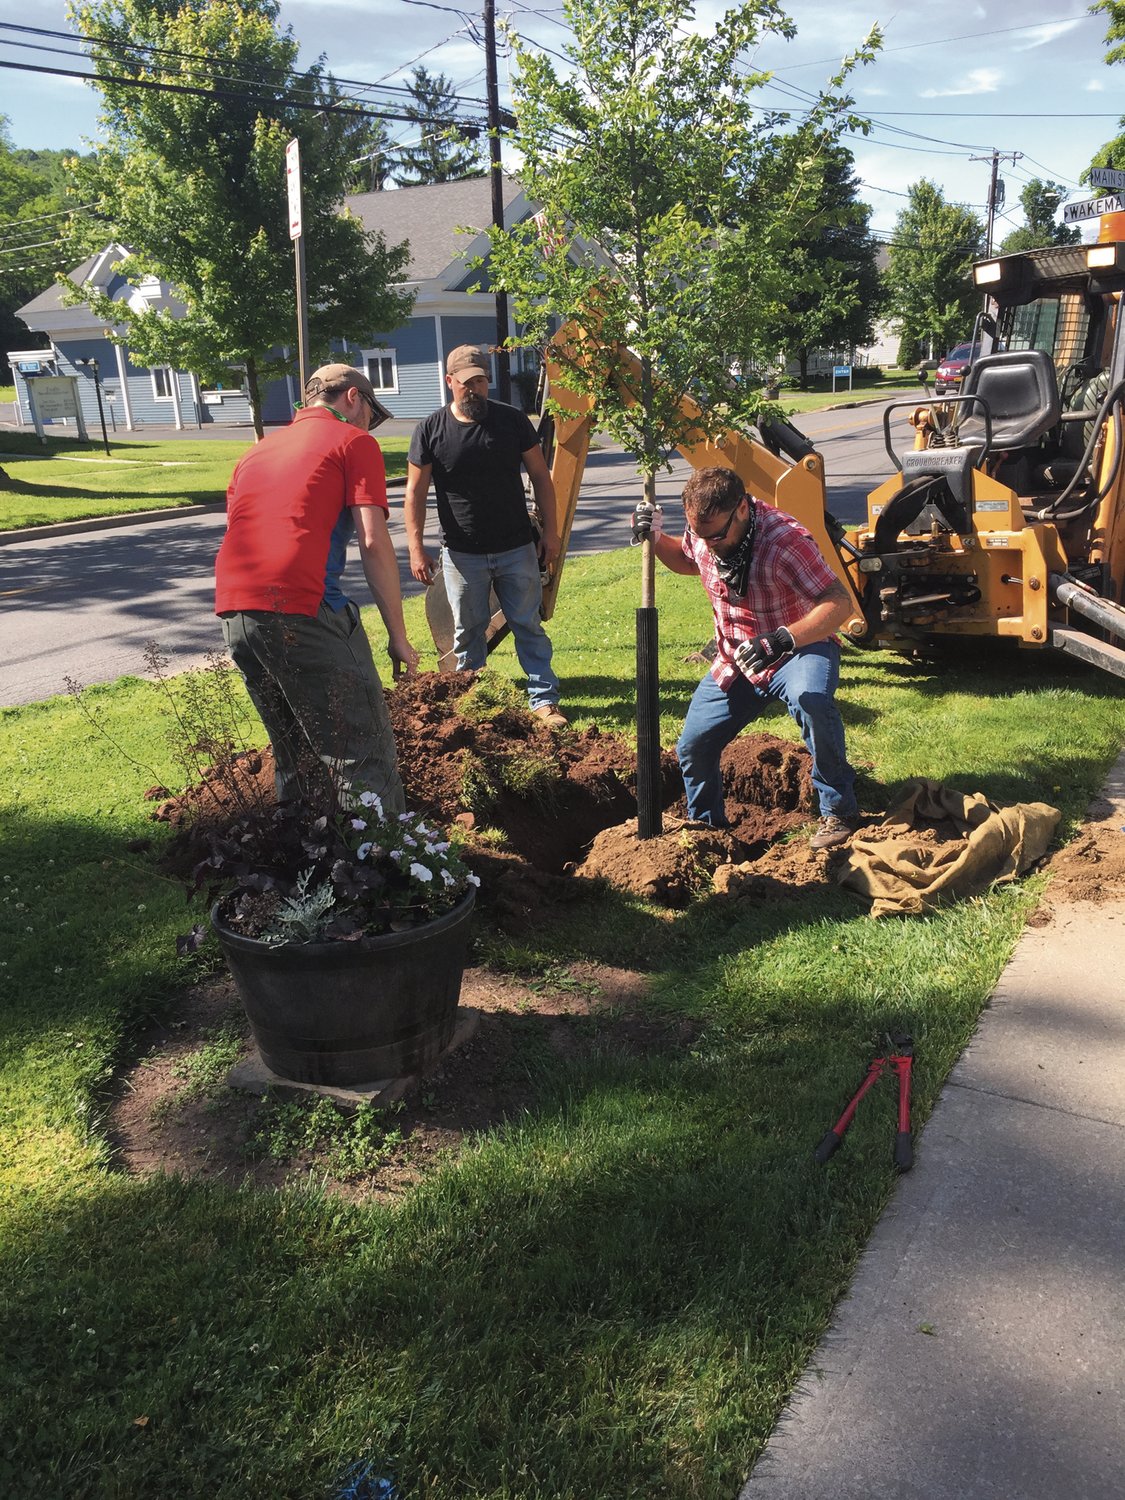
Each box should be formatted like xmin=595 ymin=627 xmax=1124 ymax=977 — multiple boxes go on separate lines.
xmin=149 ymin=673 xmax=822 ymax=910
xmin=1044 ymin=795 xmax=1125 ymax=903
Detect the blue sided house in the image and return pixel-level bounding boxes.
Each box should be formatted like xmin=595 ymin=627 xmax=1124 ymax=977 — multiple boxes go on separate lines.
xmin=7 ymin=176 xmax=546 ymax=434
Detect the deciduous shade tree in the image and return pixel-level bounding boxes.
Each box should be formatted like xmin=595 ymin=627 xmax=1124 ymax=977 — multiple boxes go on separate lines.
xmin=392 ymin=67 xmax=484 ymax=187
xmin=884 ymin=180 xmax=984 ymax=364
xmin=998 ymin=179 xmax=1080 ymax=254
xmin=484 ymin=0 xmax=878 ymax=834
xmin=0 ymin=118 xmax=85 ymax=380
xmin=69 ymin=0 xmax=414 ymax=438
xmin=1087 ymin=0 xmax=1125 ymax=186
xmin=762 ymin=145 xmax=883 ymax=387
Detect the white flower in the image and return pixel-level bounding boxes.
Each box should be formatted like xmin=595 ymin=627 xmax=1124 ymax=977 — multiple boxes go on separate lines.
xmin=466 ymin=873 xmax=481 ymax=887
xmin=391 ymin=848 xmax=404 ymax=861
xmin=356 ymin=842 xmax=373 ymax=860
xmin=350 ymin=818 xmax=367 ymax=832
xmin=358 ymin=792 xmax=383 ymax=812
xmin=441 ymin=869 xmax=456 ymax=887
xmin=410 ymin=862 xmax=434 ymax=882
xmin=403 ymin=835 xmax=417 ymax=848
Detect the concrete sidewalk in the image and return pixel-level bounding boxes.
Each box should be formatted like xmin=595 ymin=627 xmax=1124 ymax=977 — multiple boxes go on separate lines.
xmin=740 ymin=757 xmax=1125 ymax=1499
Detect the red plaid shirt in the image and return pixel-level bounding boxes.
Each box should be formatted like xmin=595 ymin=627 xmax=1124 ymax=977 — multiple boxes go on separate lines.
xmin=681 ymin=501 xmax=839 ymax=689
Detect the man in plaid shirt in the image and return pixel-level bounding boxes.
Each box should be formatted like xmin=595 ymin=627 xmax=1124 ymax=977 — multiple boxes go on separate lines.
xmin=632 ymin=466 xmax=859 ymax=851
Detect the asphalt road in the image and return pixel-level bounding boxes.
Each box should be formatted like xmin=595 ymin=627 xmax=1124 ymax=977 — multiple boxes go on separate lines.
xmin=0 ymin=399 xmax=911 ymax=707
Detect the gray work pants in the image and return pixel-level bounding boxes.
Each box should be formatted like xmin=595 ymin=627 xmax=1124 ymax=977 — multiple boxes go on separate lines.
xmin=221 ymin=602 xmax=405 ymax=815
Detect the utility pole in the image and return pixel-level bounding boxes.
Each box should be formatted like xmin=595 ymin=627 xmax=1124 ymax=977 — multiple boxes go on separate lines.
xmin=483 ymin=0 xmax=512 ymax=403
xmin=971 ymin=148 xmax=1023 ymax=256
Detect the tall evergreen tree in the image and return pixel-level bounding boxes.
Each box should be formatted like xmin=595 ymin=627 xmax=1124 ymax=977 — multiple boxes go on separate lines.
xmin=392 ymin=67 xmax=484 ymax=187
xmin=68 ymin=0 xmax=414 ymax=437
xmin=884 ymin=179 xmax=984 ymax=362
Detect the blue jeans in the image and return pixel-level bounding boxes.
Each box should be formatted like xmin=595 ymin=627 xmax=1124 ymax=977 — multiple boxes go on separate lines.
xmin=443 ymin=543 xmax=560 ymax=709
xmin=676 ymin=642 xmax=857 ymax=826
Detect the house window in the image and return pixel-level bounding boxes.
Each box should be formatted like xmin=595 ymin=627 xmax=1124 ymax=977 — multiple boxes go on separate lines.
xmin=362 ymin=348 xmax=398 ymax=393
xmin=151 ymin=367 xmax=174 ymax=400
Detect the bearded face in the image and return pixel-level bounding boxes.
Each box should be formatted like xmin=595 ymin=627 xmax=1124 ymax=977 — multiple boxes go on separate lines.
xmin=456 ymin=387 xmax=489 ymax=422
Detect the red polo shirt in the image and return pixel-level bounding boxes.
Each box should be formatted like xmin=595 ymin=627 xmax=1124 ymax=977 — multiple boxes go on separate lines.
xmin=215 ymin=406 xmax=388 ymax=617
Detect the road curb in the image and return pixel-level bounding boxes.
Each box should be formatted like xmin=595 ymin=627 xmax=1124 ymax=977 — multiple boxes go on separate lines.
xmin=0 ymin=477 xmax=408 ymax=546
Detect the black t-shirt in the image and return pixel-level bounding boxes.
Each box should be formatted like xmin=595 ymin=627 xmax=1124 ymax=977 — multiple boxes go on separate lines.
xmin=409 ymin=401 xmax=539 ymax=554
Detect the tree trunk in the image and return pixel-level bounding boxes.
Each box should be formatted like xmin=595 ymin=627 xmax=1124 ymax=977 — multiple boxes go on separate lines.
xmin=799 ymin=347 xmax=809 ymax=388
xmin=245 ymin=355 xmax=265 ymax=442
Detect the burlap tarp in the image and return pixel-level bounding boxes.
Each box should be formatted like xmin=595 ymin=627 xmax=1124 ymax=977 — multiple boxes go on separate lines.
xmin=836 ymin=779 xmax=1060 ymax=918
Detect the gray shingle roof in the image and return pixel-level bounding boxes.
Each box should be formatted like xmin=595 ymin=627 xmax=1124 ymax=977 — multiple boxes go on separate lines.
xmin=17 ymin=252 xmax=106 ymax=318
xmin=344 ymin=175 xmax=525 ymax=283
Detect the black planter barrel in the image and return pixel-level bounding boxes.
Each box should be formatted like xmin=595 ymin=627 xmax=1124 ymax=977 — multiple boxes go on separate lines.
xmin=211 ymin=889 xmax=474 ymax=1086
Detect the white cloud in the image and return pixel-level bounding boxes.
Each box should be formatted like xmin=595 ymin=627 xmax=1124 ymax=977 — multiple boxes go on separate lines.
xmin=1086 ymin=79 xmax=1107 ymax=92
xmin=919 ymin=68 xmax=1002 ymax=99
xmin=1015 ymin=19 xmax=1084 ymax=51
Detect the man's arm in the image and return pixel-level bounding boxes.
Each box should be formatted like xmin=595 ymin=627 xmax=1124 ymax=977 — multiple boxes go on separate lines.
xmin=353 ymin=505 xmax=420 ymax=679
xmin=784 ymin=578 xmax=854 ymax=649
xmin=654 ymin=531 xmax=699 ymax=575
xmin=522 ymin=444 xmax=560 ymax=567
xmin=404 ymin=461 xmax=436 ymax=585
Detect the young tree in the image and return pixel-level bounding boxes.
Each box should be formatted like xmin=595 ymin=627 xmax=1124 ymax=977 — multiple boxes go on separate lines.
xmin=392 ymin=67 xmax=484 ymax=187
xmin=998 ymin=179 xmax=1079 ymax=253
xmin=68 ymin=0 xmax=414 ymax=437
xmin=763 ymin=145 xmax=883 ymax=386
xmin=485 ymin=0 xmax=878 ymax=834
xmin=884 ymin=180 xmax=984 ymax=362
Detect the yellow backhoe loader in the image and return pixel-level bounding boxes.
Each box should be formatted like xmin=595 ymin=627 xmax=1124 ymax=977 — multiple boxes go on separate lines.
xmin=427 ymin=232 xmax=1125 ymax=683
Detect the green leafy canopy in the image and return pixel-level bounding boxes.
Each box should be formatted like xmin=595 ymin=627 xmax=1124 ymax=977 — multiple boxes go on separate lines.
xmin=64 ymin=0 xmax=414 ymax=434
xmin=482 ymin=0 xmax=881 ymax=476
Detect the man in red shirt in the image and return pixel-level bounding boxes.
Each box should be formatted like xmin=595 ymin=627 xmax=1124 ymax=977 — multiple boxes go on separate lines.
xmin=632 ymin=466 xmax=859 ymax=850
xmin=216 ymin=363 xmax=418 ymax=813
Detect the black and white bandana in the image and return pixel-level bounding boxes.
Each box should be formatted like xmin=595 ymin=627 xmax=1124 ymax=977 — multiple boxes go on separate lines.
xmin=712 ymin=499 xmax=758 ymax=599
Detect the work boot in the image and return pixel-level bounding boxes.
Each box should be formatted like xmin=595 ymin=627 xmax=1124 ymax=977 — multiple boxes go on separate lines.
xmin=532 ymin=703 xmax=569 ymax=730
xmin=809 ymin=813 xmax=859 ymax=851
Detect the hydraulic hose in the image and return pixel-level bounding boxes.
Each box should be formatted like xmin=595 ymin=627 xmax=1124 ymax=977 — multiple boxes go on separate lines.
xmin=1049 ymin=572 xmax=1125 ymax=644
xmin=1034 ymin=379 xmax=1125 ymax=522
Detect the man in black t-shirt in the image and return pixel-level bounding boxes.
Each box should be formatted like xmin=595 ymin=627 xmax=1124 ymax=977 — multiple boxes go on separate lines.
xmin=405 ymin=344 xmax=566 ymax=727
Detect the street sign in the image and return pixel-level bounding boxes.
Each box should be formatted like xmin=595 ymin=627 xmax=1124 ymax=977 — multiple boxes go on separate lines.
xmin=286 ymin=137 xmax=302 ymax=240
xmin=1063 ymin=193 xmax=1125 ymax=224
xmin=833 ymin=365 xmax=851 ymax=378
xmin=1090 ymin=167 xmax=1125 ymax=192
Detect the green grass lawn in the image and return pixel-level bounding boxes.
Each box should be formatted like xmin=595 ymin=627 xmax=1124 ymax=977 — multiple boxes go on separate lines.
xmin=0 ymin=434 xmax=412 ymax=531
xmin=780 ymin=367 xmax=924 ymax=415
xmin=3 ymin=552 xmax=1124 ymax=1497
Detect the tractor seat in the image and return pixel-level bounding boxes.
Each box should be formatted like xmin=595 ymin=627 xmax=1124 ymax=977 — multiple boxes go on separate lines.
xmin=958 ymin=349 xmax=1061 ymax=452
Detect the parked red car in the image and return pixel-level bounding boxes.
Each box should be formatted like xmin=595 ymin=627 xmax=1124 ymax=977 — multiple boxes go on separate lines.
xmin=933 ymin=342 xmax=978 ymax=395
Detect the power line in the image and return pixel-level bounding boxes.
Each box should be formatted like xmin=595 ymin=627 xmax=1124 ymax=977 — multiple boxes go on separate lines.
xmin=767 ymin=14 xmax=1095 ymax=72
xmin=0 ymin=21 xmax=493 ymax=113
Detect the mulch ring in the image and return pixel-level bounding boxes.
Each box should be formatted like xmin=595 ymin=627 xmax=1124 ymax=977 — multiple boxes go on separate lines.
xmin=108 ymin=960 xmax=698 ymax=1204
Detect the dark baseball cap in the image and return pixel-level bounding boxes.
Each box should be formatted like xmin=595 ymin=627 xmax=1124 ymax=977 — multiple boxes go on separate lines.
xmin=445 ymin=344 xmax=491 ymax=380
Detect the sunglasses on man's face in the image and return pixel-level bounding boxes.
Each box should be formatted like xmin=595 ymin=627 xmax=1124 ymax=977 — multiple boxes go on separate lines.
xmin=690 ymin=498 xmax=745 ymax=546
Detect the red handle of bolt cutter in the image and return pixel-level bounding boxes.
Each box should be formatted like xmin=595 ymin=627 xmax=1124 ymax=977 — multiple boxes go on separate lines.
xmin=893 ymin=1054 xmax=913 ymax=1172
xmin=814 ymin=1060 xmax=885 ymax=1163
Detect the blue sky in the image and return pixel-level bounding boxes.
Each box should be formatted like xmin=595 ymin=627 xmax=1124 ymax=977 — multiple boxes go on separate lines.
xmin=0 ymin=0 xmax=1120 ymax=243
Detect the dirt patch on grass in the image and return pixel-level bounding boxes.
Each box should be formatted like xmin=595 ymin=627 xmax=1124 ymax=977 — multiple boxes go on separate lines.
xmin=122 ymin=674 xmax=834 ymax=1200
xmin=1043 ymin=795 xmax=1125 ymax=904
xmin=108 ymin=961 xmax=696 ymax=1203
